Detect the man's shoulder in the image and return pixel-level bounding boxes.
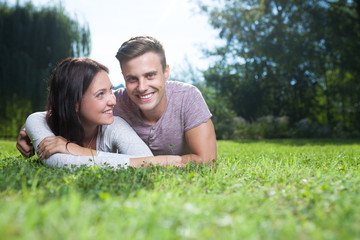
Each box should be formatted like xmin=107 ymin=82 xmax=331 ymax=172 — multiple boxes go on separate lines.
xmin=166 ymin=81 xmax=199 ymax=94
xmin=113 ymin=87 xmax=126 ymax=97
xmin=113 ymin=87 xmax=133 ymax=107
xmin=166 ymin=80 xmax=196 ymax=89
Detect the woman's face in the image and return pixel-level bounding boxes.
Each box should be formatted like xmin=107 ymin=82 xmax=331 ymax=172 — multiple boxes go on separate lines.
xmin=78 ymin=70 xmax=116 ymax=129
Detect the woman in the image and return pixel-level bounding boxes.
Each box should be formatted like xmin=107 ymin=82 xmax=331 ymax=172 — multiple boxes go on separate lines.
xmin=25 ymin=57 xmax=185 ymax=169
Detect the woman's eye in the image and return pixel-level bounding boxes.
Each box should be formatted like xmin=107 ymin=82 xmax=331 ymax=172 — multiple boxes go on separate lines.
xmin=96 ymin=92 xmax=104 ymax=98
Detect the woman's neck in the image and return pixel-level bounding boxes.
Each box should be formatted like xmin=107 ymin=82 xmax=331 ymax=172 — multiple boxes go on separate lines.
xmin=82 ymin=125 xmax=98 ymax=148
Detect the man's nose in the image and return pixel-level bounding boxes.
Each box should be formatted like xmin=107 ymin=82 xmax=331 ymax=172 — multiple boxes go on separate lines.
xmin=137 ymin=78 xmax=148 ymax=92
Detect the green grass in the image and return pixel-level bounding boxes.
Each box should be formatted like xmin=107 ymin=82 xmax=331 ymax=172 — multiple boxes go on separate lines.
xmin=1 ymin=139 xmax=360 ymax=239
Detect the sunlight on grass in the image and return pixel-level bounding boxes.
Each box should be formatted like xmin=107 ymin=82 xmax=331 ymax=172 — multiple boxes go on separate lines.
xmin=0 ymin=139 xmax=359 ymax=239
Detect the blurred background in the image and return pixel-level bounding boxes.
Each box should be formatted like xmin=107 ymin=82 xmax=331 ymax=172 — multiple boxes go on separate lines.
xmin=1 ymin=0 xmax=359 ymax=139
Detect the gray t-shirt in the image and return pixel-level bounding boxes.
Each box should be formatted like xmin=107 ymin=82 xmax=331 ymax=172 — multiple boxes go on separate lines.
xmin=113 ymin=81 xmax=212 ymax=156
xmin=25 ymin=112 xmax=153 ymax=170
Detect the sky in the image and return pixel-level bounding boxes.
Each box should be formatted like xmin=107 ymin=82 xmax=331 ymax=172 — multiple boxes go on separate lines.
xmin=6 ymin=0 xmax=221 ymax=86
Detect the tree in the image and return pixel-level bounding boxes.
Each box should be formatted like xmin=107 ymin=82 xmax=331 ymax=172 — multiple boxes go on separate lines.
xmin=0 ymin=1 xmax=91 ymax=137
xmin=198 ymin=0 xmax=360 ymax=136
xmin=171 ymin=57 xmax=238 ymax=139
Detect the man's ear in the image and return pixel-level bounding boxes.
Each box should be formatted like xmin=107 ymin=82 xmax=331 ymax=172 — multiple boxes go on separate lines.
xmin=164 ymin=64 xmax=170 ymax=82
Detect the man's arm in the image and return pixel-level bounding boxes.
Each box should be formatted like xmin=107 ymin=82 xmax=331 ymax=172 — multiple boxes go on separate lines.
xmin=181 ymin=119 xmax=217 ymax=165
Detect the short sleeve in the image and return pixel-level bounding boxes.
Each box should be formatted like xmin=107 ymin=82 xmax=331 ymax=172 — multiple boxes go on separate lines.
xmin=183 ymin=86 xmax=212 ymax=131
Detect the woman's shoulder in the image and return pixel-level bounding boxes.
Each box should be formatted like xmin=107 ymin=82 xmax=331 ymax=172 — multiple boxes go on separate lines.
xmin=100 ymin=116 xmax=136 ymax=148
xmin=113 ymin=116 xmax=131 ymax=126
xmin=25 ymin=111 xmax=47 ymax=125
xmin=102 ymin=116 xmax=131 ymax=132
xmin=27 ymin=111 xmax=47 ymax=119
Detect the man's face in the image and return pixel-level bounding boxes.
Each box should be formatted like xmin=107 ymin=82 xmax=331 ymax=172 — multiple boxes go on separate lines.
xmin=121 ymin=51 xmax=169 ymax=119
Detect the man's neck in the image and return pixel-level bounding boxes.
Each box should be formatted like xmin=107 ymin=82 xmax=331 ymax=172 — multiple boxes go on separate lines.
xmin=140 ymin=96 xmax=167 ymax=125
xmin=141 ymin=108 xmax=164 ymax=125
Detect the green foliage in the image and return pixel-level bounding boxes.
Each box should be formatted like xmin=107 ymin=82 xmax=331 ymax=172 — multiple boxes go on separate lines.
xmin=0 ymin=94 xmax=32 ymax=138
xmin=198 ymin=0 xmax=360 ymax=137
xmin=1 ymin=139 xmax=360 ymax=239
xmin=196 ymin=82 xmax=238 ymax=140
xmin=170 ymin=58 xmax=238 ymax=140
xmin=234 ymin=115 xmax=290 ymax=139
xmin=0 ymin=1 xmax=91 ymax=137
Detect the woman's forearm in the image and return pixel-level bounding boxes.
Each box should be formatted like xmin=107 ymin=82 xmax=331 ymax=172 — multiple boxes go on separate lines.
xmin=66 ymin=142 xmax=98 ymax=156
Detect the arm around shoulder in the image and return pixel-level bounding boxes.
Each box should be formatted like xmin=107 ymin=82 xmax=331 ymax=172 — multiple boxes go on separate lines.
xmin=25 ymin=111 xmax=54 ymax=149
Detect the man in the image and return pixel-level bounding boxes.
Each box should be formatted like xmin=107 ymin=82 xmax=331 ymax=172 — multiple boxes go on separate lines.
xmin=17 ymin=36 xmax=217 ymax=164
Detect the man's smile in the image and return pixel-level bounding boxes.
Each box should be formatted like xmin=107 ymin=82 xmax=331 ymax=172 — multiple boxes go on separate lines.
xmin=138 ymin=93 xmax=154 ymax=101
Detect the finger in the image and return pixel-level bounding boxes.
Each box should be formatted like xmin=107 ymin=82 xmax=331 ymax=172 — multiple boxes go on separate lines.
xmin=18 ymin=125 xmax=26 ymax=134
xmin=19 ymin=128 xmax=31 ymax=143
xmin=16 ymin=143 xmax=30 ymax=158
xmin=19 ymin=129 xmax=27 ymax=136
xmin=38 ymin=145 xmax=48 ymax=160
xmin=37 ymin=142 xmax=45 ymax=156
xmin=37 ymin=149 xmax=42 ymax=159
xmin=40 ymin=143 xmax=57 ymax=159
xmin=18 ymin=130 xmax=33 ymax=149
xmin=16 ymin=142 xmax=24 ymax=154
xmin=38 ymin=138 xmax=49 ymax=149
xmin=42 ymin=147 xmax=55 ymax=159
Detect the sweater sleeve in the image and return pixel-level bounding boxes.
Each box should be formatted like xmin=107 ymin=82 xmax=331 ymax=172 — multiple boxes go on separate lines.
xmin=25 ymin=112 xmax=152 ymax=170
xmin=101 ymin=117 xmax=153 ymax=157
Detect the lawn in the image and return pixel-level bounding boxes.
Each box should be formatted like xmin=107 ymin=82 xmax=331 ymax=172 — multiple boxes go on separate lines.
xmin=0 ymin=139 xmax=359 ymax=239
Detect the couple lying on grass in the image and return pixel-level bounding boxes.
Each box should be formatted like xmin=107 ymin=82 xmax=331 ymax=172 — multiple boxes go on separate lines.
xmin=19 ymin=36 xmax=217 ymax=169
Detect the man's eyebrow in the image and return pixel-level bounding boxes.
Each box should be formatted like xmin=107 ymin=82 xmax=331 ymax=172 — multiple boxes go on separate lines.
xmin=124 ymin=74 xmax=136 ymax=79
xmin=146 ymin=70 xmax=157 ymax=75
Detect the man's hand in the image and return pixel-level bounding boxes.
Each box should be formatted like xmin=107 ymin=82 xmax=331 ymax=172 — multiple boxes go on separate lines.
xmin=16 ymin=126 xmax=34 ymax=158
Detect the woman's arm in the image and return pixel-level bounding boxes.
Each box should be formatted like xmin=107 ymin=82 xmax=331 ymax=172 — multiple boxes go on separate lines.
xmin=37 ymin=136 xmax=99 ymax=159
xmin=24 ymin=112 xmax=134 ymax=169
xmin=102 ymin=117 xmax=186 ymax=168
xmin=25 ymin=112 xmax=186 ymax=169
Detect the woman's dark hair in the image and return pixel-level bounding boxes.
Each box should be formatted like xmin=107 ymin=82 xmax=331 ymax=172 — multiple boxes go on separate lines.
xmin=46 ymin=57 xmax=109 ymax=145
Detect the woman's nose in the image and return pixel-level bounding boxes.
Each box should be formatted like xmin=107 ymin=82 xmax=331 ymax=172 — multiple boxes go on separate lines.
xmin=108 ymin=93 xmax=116 ymax=106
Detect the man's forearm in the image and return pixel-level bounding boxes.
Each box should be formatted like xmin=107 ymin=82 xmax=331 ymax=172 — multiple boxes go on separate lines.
xmin=183 ymin=119 xmax=217 ymax=165
xmin=180 ymin=153 xmax=217 ymax=165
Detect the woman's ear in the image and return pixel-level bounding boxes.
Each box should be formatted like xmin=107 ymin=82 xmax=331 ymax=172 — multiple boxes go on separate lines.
xmin=75 ymin=102 xmax=79 ymax=113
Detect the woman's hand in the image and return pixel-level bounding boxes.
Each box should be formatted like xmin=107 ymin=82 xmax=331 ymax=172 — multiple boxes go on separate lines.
xmin=37 ymin=136 xmax=69 ymax=159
